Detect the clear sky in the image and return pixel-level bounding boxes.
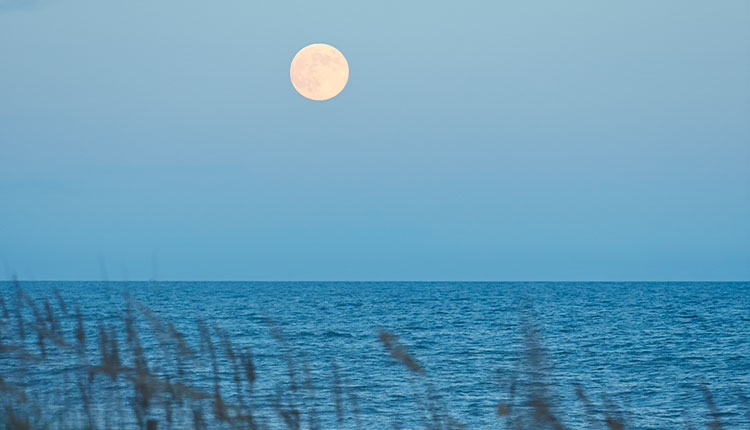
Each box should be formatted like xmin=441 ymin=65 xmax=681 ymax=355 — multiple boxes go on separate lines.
xmin=1 ymin=0 xmax=748 ymax=281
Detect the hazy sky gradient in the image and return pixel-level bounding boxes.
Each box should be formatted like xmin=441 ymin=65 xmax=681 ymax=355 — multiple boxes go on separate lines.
xmin=1 ymin=0 xmax=749 ymax=280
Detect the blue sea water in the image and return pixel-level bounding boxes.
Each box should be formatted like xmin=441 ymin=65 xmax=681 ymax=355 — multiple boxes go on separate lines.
xmin=2 ymin=281 xmax=749 ymax=429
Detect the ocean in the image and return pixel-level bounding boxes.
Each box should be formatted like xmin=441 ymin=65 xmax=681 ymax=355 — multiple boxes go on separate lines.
xmin=2 ymin=281 xmax=749 ymax=429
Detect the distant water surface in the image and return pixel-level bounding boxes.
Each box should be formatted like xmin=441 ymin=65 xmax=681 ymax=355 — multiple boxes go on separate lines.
xmin=3 ymin=281 xmax=749 ymax=429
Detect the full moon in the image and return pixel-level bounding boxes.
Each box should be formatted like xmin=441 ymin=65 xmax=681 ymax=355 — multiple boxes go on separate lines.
xmin=290 ymin=43 xmax=349 ymax=101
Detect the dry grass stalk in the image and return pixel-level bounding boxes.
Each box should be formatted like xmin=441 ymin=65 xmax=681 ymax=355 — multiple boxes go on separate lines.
xmin=377 ymin=330 xmax=424 ymax=375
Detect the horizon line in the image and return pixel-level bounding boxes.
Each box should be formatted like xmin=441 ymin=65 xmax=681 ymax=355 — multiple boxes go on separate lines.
xmin=3 ymin=279 xmax=749 ymax=283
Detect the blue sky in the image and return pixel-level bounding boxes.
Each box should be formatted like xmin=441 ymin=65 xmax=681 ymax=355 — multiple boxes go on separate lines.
xmin=1 ymin=0 xmax=748 ymax=280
